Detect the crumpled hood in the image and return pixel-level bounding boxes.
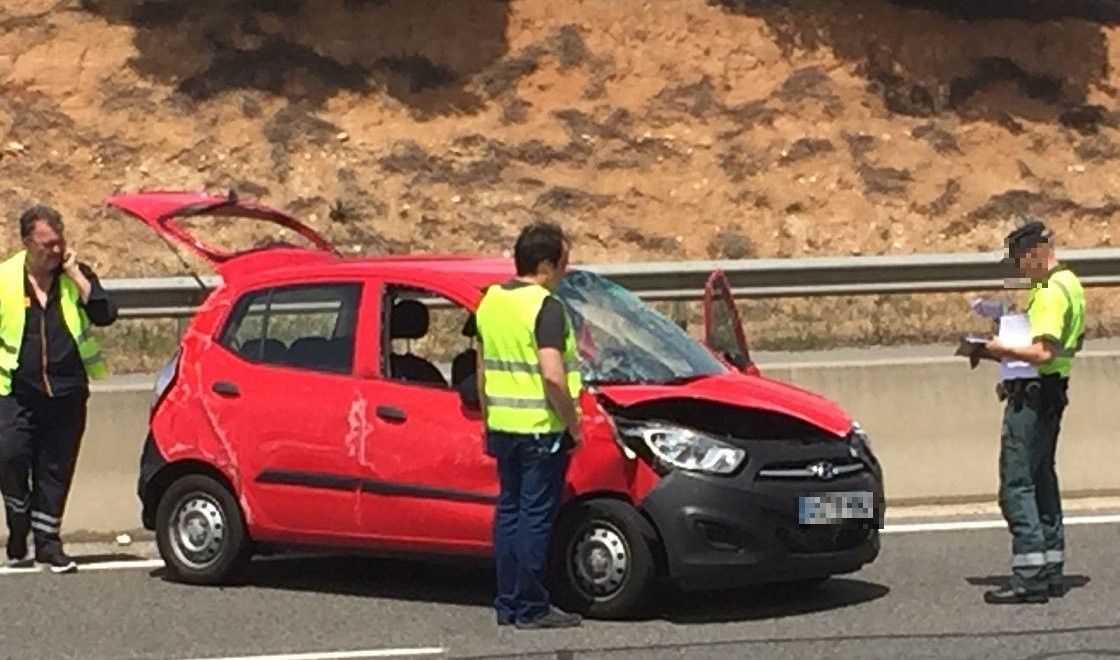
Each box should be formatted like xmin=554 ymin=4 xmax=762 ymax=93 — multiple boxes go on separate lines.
xmin=595 ymin=371 xmax=852 ymax=437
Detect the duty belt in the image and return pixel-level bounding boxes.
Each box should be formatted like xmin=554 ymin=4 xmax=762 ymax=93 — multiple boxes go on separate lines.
xmin=996 ymin=374 xmax=1068 ymax=403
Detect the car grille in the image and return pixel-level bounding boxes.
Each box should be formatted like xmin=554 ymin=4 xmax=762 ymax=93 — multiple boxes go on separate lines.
xmin=757 ymin=458 xmax=865 ymax=480
xmin=777 ymin=522 xmax=873 ymax=554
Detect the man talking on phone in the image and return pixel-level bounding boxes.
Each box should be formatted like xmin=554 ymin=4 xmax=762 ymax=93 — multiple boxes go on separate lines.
xmin=0 ymin=205 xmax=116 ymax=573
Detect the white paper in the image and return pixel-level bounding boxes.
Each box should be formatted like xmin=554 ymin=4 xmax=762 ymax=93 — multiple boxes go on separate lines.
xmin=997 ymin=313 xmax=1038 ymax=381
xmin=970 ymin=297 xmax=1007 ymax=320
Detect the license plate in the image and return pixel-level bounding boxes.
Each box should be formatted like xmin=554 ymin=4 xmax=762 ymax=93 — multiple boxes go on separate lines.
xmin=799 ymin=491 xmax=874 ymax=525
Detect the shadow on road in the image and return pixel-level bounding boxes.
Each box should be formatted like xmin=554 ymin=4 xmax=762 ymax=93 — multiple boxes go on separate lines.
xmin=659 ymin=578 xmax=890 ymax=624
xmin=966 ymin=574 xmax=1091 ymax=595
xmin=151 ymin=553 xmax=889 ymax=623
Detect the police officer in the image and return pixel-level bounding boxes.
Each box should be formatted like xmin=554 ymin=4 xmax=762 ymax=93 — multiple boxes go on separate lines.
xmin=983 ymin=219 xmax=1085 ymax=604
xmin=0 ymin=205 xmax=117 ymax=573
xmin=474 ymin=221 xmax=583 ymax=629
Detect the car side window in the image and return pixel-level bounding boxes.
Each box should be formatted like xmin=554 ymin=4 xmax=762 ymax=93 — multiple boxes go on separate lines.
xmin=219 ymin=283 xmax=362 ymax=375
xmin=381 ymin=285 xmax=475 ymax=390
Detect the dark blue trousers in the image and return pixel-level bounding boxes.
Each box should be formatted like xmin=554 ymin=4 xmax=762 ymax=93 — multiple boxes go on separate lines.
xmin=486 ymin=430 xmax=567 ymax=624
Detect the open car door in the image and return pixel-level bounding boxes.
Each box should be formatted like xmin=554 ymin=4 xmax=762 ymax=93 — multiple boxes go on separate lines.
xmin=703 ymin=270 xmax=759 ymax=376
xmin=105 ymin=190 xmax=339 ymax=265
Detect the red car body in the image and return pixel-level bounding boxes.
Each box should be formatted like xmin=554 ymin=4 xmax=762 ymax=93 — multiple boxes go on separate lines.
xmin=114 ymin=191 xmax=883 ymax=618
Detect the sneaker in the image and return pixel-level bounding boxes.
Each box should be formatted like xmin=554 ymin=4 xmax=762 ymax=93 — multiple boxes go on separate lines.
xmin=515 ymin=607 xmax=583 ymax=629
xmin=6 ymin=534 xmax=30 ymax=568
xmin=984 ymin=585 xmax=1048 ymax=604
xmin=35 ymin=551 xmax=77 ymax=574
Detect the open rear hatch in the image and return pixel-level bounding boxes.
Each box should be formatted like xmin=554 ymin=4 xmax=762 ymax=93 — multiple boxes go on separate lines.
xmin=105 ymin=190 xmax=339 ymax=265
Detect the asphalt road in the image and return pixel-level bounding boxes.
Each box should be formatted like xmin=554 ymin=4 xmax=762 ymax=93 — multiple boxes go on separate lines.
xmin=0 ymin=521 xmax=1118 ymax=660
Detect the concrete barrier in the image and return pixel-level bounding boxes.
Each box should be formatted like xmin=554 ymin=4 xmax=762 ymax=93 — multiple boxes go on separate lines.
xmin=764 ymin=349 xmax=1120 ymax=505
xmin=60 ymin=350 xmax=1120 ymax=536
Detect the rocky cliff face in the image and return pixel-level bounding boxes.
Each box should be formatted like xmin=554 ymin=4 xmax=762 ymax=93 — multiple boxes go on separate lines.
xmin=0 ymin=0 xmax=1117 ymax=351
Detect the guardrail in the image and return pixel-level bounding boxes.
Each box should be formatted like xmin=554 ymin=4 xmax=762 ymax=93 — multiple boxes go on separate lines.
xmin=102 ymin=248 xmax=1120 ymax=318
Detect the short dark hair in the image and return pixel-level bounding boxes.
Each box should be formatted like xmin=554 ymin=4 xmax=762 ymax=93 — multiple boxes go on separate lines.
xmin=18 ymin=205 xmax=64 ymax=240
xmin=514 ymin=221 xmax=567 ymax=276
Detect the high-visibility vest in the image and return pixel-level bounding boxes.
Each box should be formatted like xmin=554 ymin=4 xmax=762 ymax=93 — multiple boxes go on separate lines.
xmin=1026 ymin=266 xmax=1086 ymax=378
xmin=0 ymin=250 xmax=108 ymax=395
xmin=475 ymin=282 xmax=582 ymax=434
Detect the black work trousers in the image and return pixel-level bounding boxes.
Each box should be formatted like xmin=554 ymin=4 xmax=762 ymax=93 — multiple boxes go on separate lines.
xmin=0 ymin=390 xmax=89 ymax=556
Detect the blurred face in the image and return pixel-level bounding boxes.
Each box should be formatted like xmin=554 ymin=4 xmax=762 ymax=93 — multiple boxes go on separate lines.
xmin=23 ymin=220 xmax=65 ymax=273
xmin=541 ymin=244 xmax=571 ymax=290
xmin=1012 ymin=242 xmax=1051 ymax=280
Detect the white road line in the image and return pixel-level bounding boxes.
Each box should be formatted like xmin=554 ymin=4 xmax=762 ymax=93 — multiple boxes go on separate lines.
xmin=178 ymin=648 xmax=445 ymax=660
xmin=883 ymin=513 xmax=1120 ymax=534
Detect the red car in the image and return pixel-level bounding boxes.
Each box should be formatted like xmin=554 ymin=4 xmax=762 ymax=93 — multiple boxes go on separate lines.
xmin=112 ymin=191 xmax=884 ymax=619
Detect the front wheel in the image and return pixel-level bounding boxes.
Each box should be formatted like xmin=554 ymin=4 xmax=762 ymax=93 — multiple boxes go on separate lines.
xmin=155 ymin=474 xmax=251 ymax=585
xmin=549 ymin=499 xmax=661 ymax=619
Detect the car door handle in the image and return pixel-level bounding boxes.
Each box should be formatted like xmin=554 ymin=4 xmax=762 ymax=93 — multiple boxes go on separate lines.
xmin=376 ymin=406 xmax=407 ymax=422
xmin=212 ymin=381 xmax=241 ymax=397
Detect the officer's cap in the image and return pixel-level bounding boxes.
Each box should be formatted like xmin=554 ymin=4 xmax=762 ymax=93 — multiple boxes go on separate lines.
xmin=1005 ymin=218 xmax=1052 ymax=259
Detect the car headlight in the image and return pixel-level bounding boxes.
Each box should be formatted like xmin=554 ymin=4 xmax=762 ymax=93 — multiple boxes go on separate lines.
xmin=851 ymin=422 xmax=871 ymax=449
xmin=619 ymin=422 xmax=746 ymax=475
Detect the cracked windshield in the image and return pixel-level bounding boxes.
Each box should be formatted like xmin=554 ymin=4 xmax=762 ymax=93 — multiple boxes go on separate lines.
xmin=555 ymin=270 xmax=727 ymax=385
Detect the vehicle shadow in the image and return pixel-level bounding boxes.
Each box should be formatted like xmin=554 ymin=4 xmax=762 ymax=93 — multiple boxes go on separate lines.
xmin=657 ymin=579 xmax=890 ymax=624
xmin=151 ymin=553 xmax=888 ymax=623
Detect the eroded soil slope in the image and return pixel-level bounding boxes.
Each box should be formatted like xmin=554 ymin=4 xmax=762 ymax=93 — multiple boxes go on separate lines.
xmin=1 ymin=0 xmax=1118 ymax=361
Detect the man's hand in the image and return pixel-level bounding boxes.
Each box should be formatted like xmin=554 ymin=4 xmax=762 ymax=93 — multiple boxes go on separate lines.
xmin=61 ymin=248 xmax=78 ymax=275
xmin=564 ymin=428 xmax=582 ymax=454
xmin=984 ymin=336 xmax=1006 ymax=359
xmin=61 ymin=248 xmax=93 ymax=304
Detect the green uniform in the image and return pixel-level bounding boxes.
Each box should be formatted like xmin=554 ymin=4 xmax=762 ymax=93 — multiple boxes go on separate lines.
xmin=999 ymin=265 xmax=1085 ymax=593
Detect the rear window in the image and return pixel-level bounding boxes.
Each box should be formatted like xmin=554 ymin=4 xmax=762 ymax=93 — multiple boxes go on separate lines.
xmin=219 ymin=283 xmax=362 ymax=375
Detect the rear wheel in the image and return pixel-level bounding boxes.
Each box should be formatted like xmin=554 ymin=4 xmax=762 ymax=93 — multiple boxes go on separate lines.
xmin=549 ymin=499 xmax=660 ymax=619
xmin=155 ymin=474 xmax=251 ymax=585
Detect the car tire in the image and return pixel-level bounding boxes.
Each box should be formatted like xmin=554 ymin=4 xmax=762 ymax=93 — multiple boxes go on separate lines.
xmin=549 ymin=498 xmax=660 ymax=620
xmin=155 ymin=474 xmax=251 ymax=585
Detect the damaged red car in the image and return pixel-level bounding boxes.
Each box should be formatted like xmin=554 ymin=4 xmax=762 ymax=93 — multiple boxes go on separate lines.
xmin=110 ymin=190 xmax=884 ymax=619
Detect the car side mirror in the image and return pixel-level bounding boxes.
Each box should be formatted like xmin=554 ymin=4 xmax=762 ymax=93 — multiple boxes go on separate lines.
xmin=457 ymin=376 xmax=481 ymax=411
xmin=724 ymin=350 xmax=750 ymax=371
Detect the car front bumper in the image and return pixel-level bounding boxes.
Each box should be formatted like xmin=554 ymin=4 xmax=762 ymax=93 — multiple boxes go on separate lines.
xmin=639 ymin=437 xmax=884 ymax=591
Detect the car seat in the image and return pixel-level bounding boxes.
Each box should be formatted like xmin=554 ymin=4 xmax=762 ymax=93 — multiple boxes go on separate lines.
xmin=287 ymin=336 xmax=352 ymax=373
xmin=389 ymin=300 xmax=448 ymax=387
xmin=240 ymin=337 xmax=287 ymax=363
xmin=451 ymin=315 xmax=478 ymax=387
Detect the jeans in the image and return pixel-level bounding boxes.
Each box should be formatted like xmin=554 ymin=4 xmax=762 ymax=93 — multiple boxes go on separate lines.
xmin=486 ymin=430 xmax=568 ymax=624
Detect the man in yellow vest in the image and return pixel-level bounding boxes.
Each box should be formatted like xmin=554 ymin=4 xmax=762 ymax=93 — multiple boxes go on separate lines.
xmin=475 ymin=221 xmax=583 ymax=629
xmin=983 ymin=219 xmax=1086 ymax=603
xmin=0 ymin=205 xmax=116 ymax=574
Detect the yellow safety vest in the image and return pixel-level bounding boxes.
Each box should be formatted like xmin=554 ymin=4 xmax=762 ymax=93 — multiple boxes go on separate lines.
xmin=0 ymin=250 xmax=108 ymax=395
xmin=475 ymin=282 xmax=582 ymax=434
xmin=1026 ymin=266 xmax=1086 ymax=378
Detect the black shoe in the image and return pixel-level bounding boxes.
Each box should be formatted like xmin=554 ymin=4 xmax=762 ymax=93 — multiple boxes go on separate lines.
xmin=515 ymin=607 xmax=582 ymax=629
xmin=497 ymin=614 xmax=513 ymax=626
xmin=1049 ymin=582 xmax=1066 ymax=598
xmin=984 ymin=586 xmax=1048 ymax=604
xmin=35 ymin=551 xmax=77 ymax=574
xmin=6 ymin=534 xmax=29 ymax=568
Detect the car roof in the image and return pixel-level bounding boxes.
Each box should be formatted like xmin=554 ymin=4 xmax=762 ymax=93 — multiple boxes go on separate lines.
xmin=219 ymin=250 xmax=515 ymax=291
